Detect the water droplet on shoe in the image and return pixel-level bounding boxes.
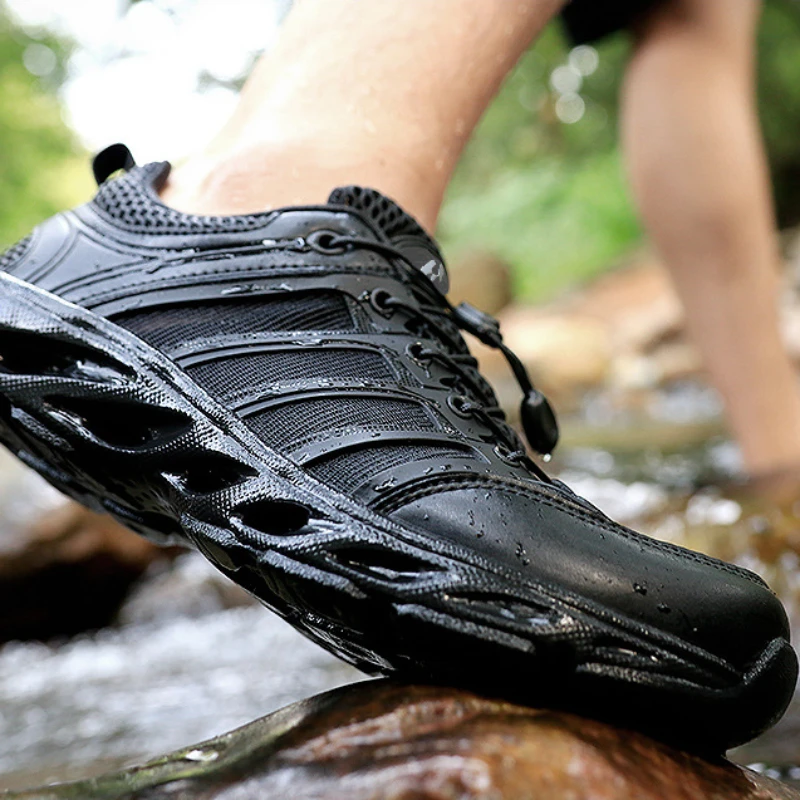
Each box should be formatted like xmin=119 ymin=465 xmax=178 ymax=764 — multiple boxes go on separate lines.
xmin=633 ymin=583 xmax=647 ymax=595
xmin=658 ymin=604 xmax=671 ymax=614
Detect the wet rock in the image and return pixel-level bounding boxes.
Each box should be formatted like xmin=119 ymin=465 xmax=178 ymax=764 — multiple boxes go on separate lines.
xmin=476 ymin=255 xmax=706 ymax=404
xmin=449 ymin=249 xmax=513 ymax=315
xmin=7 ymin=682 xmax=798 ymax=800
xmin=487 ymin=305 xmax=613 ymax=398
xmin=0 ymin=452 xmax=169 ymax=642
xmin=0 ymin=502 xmax=167 ymax=642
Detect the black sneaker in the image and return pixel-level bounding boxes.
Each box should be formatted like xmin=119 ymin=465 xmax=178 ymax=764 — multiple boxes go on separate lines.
xmin=0 ymin=145 xmax=795 ymax=750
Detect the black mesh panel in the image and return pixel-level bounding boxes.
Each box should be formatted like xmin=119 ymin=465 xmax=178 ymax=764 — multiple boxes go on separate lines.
xmin=94 ymin=164 xmax=273 ymax=233
xmin=328 ymin=186 xmax=430 ymax=242
xmin=244 ymin=396 xmax=436 ymax=449
xmin=185 ymin=349 xmax=396 ymax=404
xmin=308 ymin=443 xmax=476 ymax=493
xmin=112 ymin=292 xmax=354 ymax=352
xmin=0 ymin=235 xmax=33 ymax=271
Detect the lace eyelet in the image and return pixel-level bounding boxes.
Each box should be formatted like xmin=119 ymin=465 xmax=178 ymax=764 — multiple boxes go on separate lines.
xmin=306 ymin=229 xmax=348 ymax=255
xmin=493 ymin=443 xmax=524 ymax=465
xmin=406 ymin=342 xmax=432 ymax=365
xmin=370 ymin=288 xmax=396 ymax=317
xmin=447 ymin=394 xmax=473 ymax=418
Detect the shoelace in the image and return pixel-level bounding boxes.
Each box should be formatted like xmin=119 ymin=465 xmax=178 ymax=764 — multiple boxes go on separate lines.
xmin=87 ymin=148 xmax=561 ymax=467
xmin=304 ymin=231 xmax=560 ymax=469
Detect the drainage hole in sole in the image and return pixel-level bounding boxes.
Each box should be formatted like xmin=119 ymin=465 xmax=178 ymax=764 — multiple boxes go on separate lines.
xmin=163 ymin=452 xmax=258 ymax=494
xmin=45 ymin=394 xmax=192 ymax=450
xmin=236 ymin=498 xmax=311 ymax=536
xmin=0 ymin=329 xmax=133 ymax=381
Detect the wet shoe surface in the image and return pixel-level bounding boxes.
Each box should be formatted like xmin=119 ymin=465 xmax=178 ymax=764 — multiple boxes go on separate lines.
xmin=0 ymin=145 xmax=795 ymax=751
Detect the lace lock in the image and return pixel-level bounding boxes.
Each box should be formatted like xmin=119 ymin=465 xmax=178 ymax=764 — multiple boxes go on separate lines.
xmin=521 ymin=390 xmax=559 ymax=456
xmin=452 ymin=302 xmax=502 ymax=346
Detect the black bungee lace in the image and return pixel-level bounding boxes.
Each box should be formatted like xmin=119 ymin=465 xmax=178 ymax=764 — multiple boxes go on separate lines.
xmin=305 ymin=232 xmax=560 ymax=468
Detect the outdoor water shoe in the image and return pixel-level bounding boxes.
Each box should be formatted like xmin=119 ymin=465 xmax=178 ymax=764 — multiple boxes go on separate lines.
xmin=0 ymin=145 xmax=795 ymax=751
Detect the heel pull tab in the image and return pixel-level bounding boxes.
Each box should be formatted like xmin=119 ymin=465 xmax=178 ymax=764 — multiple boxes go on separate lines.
xmin=92 ymin=144 xmax=136 ymax=186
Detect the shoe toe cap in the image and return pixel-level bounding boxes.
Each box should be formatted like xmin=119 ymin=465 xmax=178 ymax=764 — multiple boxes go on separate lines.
xmin=390 ymin=482 xmax=792 ymax=670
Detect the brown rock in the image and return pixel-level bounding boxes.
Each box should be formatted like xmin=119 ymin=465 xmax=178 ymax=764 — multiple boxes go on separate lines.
xmin=0 ymin=454 xmax=171 ymax=641
xmin=471 ymin=255 xmax=706 ymax=405
xmin=492 ymin=305 xmax=612 ymax=397
xmin=0 ymin=501 xmax=172 ymax=641
xmin=9 ymin=682 xmax=797 ymax=800
xmin=449 ymin=250 xmax=513 ymax=315
xmin=564 ymin=253 xmax=683 ymax=351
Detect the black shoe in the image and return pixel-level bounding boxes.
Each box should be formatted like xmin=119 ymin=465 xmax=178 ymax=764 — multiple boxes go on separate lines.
xmin=0 ymin=145 xmax=795 ymax=750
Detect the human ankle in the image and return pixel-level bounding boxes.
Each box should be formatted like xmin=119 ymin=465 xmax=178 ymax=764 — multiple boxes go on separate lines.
xmin=160 ymin=138 xmax=445 ymax=232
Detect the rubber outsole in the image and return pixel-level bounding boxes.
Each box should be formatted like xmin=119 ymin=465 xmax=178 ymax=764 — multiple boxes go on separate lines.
xmin=0 ymin=270 xmax=794 ymax=752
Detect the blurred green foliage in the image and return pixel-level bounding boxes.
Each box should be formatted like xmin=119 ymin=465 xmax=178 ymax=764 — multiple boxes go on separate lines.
xmin=0 ymin=7 xmax=89 ymax=249
xmin=758 ymin=0 xmax=800 ymax=225
xmin=440 ymin=26 xmax=635 ymax=302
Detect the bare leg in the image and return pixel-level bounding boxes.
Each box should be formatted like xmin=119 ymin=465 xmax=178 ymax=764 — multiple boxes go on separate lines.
xmin=621 ymin=0 xmax=800 ymax=476
xmin=163 ymin=0 xmax=564 ymax=232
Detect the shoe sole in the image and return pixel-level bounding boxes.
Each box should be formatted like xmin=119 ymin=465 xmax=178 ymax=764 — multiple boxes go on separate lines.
xmin=0 ymin=271 xmax=794 ymax=751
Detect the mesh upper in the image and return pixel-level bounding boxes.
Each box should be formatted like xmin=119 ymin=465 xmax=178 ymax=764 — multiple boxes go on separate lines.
xmin=243 ymin=396 xmax=436 ymax=450
xmin=0 ymin=235 xmax=33 ymax=271
xmin=308 ymin=444 xmax=476 ymax=494
xmin=185 ymin=349 xmax=399 ymax=404
xmin=97 ymin=175 xmax=483 ymax=501
xmin=112 ymin=293 xmax=355 ymax=352
xmin=113 ymin=286 xmax=463 ymax=495
xmin=93 ymin=164 xmax=274 ymax=233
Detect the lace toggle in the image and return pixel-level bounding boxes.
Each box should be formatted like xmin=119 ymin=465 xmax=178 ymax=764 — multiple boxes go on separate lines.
xmin=451 ymin=302 xmax=559 ymax=456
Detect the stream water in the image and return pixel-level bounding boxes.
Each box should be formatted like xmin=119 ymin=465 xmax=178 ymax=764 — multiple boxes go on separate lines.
xmin=2 ymin=379 xmax=800 ymax=791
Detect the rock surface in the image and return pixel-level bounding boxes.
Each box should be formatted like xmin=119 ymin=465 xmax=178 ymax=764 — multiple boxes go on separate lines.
xmin=472 ymin=249 xmax=800 ymax=405
xmin=0 ymin=451 xmax=170 ymax=641
xmin=7 ymin=681 xmax=798 ymax=800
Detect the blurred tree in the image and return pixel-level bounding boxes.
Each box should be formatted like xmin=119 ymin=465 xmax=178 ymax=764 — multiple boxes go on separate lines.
xmin=0 ymin=5 xmax=90 ymax=249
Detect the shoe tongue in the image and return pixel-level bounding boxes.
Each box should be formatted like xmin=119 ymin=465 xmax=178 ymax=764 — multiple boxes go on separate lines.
xmin=328 ymin=185 xmax=449 ymax=293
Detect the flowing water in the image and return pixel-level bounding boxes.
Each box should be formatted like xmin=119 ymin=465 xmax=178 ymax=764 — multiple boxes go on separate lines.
xmin=0 ymin=568 xmax=363 ymax=791
xmin=2 ymin=379 xmax=800 ymax=791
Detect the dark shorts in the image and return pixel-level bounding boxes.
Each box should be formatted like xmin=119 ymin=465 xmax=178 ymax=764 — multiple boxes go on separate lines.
xmin=560 ymin=0 xmax=667 ymax=44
